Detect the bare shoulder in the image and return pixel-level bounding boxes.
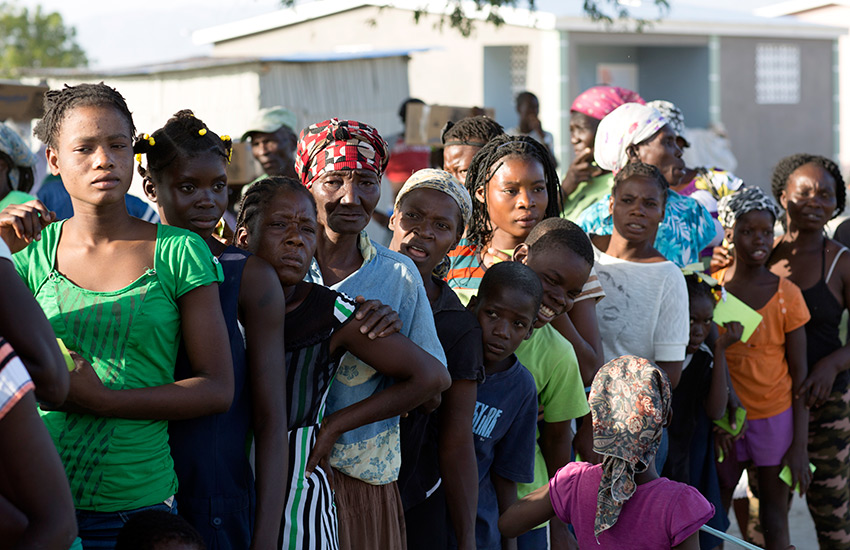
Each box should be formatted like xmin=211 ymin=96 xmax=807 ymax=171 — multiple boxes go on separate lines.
xmin=240 ymin=254 xmax=285 ymax=310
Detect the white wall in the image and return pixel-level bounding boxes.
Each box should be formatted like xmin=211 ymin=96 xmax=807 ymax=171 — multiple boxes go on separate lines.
xmin=211 ymin=5 xmax=562 ymax=150
xmin=785 ymin=5 xmax=848 ymax=173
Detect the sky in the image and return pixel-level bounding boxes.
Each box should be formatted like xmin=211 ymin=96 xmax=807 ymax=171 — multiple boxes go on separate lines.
xmin=19 ymin=0 xmax=284 ymax=68
xmin=19 ymin=0 xmax=783 ymax=70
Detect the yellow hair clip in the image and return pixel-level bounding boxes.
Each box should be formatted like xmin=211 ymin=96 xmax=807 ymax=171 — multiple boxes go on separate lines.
xmin=142 ymin=133 xmax=155 ymax=147
xmin=135 ymin=153 xmax=142 ymax=164
xmin=199 ymin=128 xmax=207 ymax=136
xmin=220 ymin=134 xmax=231 ymax=142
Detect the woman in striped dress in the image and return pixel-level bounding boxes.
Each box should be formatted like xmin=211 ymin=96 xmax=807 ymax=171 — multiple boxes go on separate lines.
xmin=234 ymin=177 xmax=450 ymax=550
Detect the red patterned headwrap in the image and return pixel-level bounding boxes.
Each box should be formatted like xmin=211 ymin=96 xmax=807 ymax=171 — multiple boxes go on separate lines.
xmin=570 ymin=86 xmax=646 ymax=121
xmin=295 ymin=118 xmax=390 ymax=188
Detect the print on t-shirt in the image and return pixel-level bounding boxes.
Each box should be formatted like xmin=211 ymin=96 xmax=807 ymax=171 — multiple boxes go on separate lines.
xmin=473 ymin=402 xmax=504 ymax=440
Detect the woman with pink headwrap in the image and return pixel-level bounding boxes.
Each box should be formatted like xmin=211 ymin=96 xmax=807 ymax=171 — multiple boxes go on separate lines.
xmin=560 ymin=86 xmax=645 ymax=221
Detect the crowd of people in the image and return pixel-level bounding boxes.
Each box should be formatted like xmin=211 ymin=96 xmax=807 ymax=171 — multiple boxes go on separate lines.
xmin=0 ymin=80 xmax=848 ymax=550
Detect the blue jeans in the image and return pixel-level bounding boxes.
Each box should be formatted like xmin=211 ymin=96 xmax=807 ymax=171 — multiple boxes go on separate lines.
xmin=655 ymin=428 xmax=669 ymax=473
xmin=75 ymin=499 xmax=178 ymax=550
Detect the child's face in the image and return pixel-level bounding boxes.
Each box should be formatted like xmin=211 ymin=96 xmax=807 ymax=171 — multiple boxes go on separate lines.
xmin=687 ymin=294 xmax=714 ymax=354
xmin=443 ymin=144 xmax=480 ymax=185
xmin=731 ymin=210 xmax=774 ymax=267
xmin=780 ymin=162 xmax=837 ymax=232
xmin=144 ymin=151 xmax=228 ymax=237
xmin=475 ymin=286 xmax=537 ymax=366
xmin=478 ymin=156 xmax=547 ymax=244
xmin=633 ymin=124 xmax=684 ymax=187
xmin=609 ymin=176 xmax=665 ymax=244
xmin=46 ymin=105 xmax=134 ymax=206
xmin=521 ymin=246 xmax=590 ymax=328
xmin=389 ymin=188 xmax=462 ymax=280
xmin=237 ymin=189 xmax=318 ymax=286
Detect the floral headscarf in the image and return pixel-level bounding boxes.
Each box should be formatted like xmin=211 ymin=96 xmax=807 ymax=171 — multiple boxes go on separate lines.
xmin=0 ymin=122 xmax=36 ymax=191
xmin=593 ymin=103 xmax=669 ymax=175
xmin=590 ymin=355 xmax=672 ymax=537
xmin=717 ymin=186 xmax=779 ymax=230
xmin=295 ymin=119 xmax=389 ymax=188
xmin=395 ymin=168 xmax=471 ymax=278
xmin=571 ymin=86 xmax=646 ymax=121
xmin=646 ymin=100 xmax=685 ymax=138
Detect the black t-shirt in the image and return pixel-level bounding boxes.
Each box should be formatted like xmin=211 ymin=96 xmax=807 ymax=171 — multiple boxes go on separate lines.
xmin=663 ymin=344 xmax=713 ymax=484
xmin=399 ymin=278 xmax=485 ymax=510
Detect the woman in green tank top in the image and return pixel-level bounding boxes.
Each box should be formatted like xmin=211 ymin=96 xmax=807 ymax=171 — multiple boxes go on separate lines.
xmin=0 ymin=83 xmax=234 ymax=549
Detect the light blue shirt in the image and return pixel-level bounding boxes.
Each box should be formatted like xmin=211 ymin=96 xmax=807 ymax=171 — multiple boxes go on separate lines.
xmin=307 ymin=231 xmax=446 ymax=484
xmin=576 ymin=189 xmax=716 ymax=268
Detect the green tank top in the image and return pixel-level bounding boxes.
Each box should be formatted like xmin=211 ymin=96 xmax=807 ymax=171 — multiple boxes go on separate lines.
xmin=14 ymin=221 xmax=223 ymax=512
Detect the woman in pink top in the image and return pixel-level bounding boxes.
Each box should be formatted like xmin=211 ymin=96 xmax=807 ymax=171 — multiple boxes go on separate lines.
xmin=498 ymin=355 xmax=713 ymax=549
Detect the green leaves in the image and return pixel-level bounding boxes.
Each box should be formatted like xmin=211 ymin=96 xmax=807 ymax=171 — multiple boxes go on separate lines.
xmin=0 ymin=2 xmax=87 ymax=78
xmin=279 ymin=0 xmax=669 ymax=37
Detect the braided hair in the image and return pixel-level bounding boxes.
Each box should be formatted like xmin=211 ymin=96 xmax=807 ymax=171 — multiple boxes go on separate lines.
xmin=133 ymin=109 xmax=232 ymax=184
xmin=34 ymin=83 xmax=135 ymax=148
xmin=771 ymin=153 xmax=845 ymax=218
xmin=441 ymin=116 xmax=505 ymax=146
xmin=464 ymin=134 xmax=561 ymax=249
xmin=684 ymin=273 xmax=717 ymax=305
xmin=234 ymin=176 xmax=315 ymax=241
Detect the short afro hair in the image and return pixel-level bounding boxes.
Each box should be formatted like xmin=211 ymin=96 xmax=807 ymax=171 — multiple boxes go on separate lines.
xmin=478 ymin=261 xmax=543 ymax=314
xmin=525 ymin=217 xmax=594 ymax=268
xmin=771 ymin=153 xmax=845 ymax=219
xmin=115 ymin=510 xmax=205 ymax=550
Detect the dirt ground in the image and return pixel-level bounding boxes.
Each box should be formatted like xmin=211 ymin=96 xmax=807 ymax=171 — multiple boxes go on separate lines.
xmin=725 ymin=493 xmax=818 ymax=549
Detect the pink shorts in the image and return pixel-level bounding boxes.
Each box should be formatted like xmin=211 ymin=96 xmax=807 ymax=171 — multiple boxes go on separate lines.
xmin=734 ymin=407 xmax=793 ymax=467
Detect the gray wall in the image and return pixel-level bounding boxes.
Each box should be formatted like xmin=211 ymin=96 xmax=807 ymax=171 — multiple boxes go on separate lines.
xmin=719 ymin=37 xmax=834 ymax=190
xmin=637 ymin=46 xmax=710 ymax=129
xmin=574 ymin=44 xmax=710 ymax=128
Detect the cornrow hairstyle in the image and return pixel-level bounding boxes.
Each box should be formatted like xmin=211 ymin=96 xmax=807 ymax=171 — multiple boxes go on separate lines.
xmin=115 ymin=510 xmax=204 ymax=550
xmin=235 ymin=176 xmax=315 ymax=241
xmin=464 ymin=134 xmax=561 ymax=249
xmin=34 ymin=83 xmax=135 ymax=148
xmin=134 ymin=109 xmax=232 ymax=184
xmin=525 ymin=217 xmax=594 ymax=268
xmin=478 ymin=261 xmax=543 ymax=311
xmin=612 ymin=161 xmax=669 ymax=200
xmin=441 ymin=116 xmax=505 ymax=147
xmin=771 ymin=153 xmax=846 ymax=219
xmin=684 ymin=273 xmax=716 ymax=305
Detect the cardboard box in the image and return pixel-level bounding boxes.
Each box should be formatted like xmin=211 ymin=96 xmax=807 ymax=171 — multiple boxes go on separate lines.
xmin=404 ymin=103 xmax=495 ymax=147
xmin=226 ymin=140 xmax=259 ymax=185
xmin=0 ymin=81 xmax=48 ymax=121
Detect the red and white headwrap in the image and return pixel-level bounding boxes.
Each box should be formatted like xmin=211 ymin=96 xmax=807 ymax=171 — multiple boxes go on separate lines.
xmin=295 ymin=119 xmax=390 ymax=188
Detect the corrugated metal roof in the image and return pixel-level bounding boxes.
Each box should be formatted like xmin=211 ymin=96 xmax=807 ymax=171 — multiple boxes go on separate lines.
xmin=21 ymin=49 xmax=430 ymax=78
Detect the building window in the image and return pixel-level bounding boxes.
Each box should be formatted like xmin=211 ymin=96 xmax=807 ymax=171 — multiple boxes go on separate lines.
xmin=755 ymin=43 xmax=800 ymax=105
xmin=510 ymin=45 xmax=528 ymax=96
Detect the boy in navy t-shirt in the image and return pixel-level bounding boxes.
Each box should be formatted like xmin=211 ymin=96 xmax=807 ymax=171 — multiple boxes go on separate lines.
xmin=464 ymin=262 xmax=541 ymax=550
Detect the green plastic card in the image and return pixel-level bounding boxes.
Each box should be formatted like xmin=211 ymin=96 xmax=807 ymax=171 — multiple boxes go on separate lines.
xmin=56 ymin=338 xmax=75 ymax=372
xmin=779 ymin=463 xmax=816 ymax=493
xmin=713 ymin=407 xmax=747 ymax=436
xmin=713 ymin=291 xmax=763 ymax=343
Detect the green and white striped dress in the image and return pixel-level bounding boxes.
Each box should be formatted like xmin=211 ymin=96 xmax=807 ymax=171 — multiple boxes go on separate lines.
xmin=281 ymin=285 xmax=356 ymax=550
